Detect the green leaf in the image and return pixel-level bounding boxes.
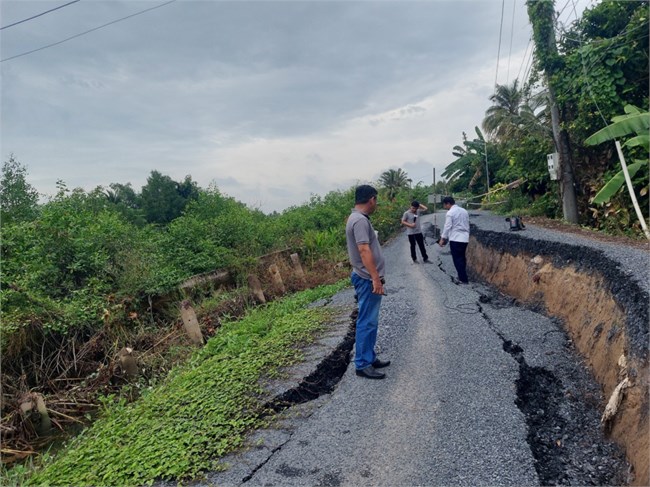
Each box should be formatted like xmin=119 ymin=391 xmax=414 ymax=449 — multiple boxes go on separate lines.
xmin=623 ymin=135 xmax=650 ymax=152
xmin=624 ymin=105 xmax=642 ymax=115
xmin=585 ymin=112 xmax=650 ymax=145
xmin=592 ymin=160 xmax=647 ymax=204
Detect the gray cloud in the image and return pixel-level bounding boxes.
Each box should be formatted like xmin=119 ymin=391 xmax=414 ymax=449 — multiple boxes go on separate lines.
xmin=1 ymin=0 xmax=580 ymax=211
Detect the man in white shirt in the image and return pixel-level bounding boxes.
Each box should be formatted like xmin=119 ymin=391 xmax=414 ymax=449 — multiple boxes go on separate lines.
xmin=439 ymin=196 xmax=470 ymax=283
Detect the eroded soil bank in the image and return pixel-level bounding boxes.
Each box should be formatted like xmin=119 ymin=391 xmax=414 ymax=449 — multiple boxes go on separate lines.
xmin=468 ymin=227 xmax=649 ymax=486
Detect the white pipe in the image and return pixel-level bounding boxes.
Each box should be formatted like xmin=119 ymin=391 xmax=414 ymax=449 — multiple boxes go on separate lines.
xmin=615 ymin=140 xmax=650 ymax=240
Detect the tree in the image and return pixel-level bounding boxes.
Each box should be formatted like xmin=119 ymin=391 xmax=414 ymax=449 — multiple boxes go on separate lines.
xmin=379 ymin=168 xmax=410 ymax=200
xmin=527 ymin=0 xmax=579 ymax=223
xmin=0 ymin=155 xmax=39 ymax=224
xmin=483 ymin=80 xmax=525 ymax=142
xmin=442 ymin=128 xmax=491 ymax=193
xmin=586 ymin=105 xmax=649 ymax=205
xmin=140 ymin=171 xmax=198 ymax=225
xmin=483 ymin=81 xmax=551 ymax=144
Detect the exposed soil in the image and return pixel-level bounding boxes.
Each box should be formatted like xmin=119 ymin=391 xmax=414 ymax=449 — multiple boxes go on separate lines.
xmin=468 ymin=229 xmax=649 ymax=486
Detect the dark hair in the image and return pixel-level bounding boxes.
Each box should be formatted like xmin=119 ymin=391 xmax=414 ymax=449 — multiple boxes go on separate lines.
xmin=411 ymin=200 xmax=420 ymax=208
xmin=355 ymin=185 xmax=378 ymax=204
xmin=442 ymin=196 xmax=455 ymax=205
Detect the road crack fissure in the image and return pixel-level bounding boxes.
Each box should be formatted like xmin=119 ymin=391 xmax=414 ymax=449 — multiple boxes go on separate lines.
xmin=241 ymin=311 xmax=356 ymax=483
xmin=264 ymin=315 xmax=356 ymax=413
xmin=241 ymin=436 xmax=293 ymax=483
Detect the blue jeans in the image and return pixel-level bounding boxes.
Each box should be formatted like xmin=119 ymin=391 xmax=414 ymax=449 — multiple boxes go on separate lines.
xmin=351 ymin=272 xmax=382 ymax=369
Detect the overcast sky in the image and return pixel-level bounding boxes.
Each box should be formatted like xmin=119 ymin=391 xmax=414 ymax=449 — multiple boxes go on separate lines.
xmin=1 ymin=0 xmax=592 ymax=212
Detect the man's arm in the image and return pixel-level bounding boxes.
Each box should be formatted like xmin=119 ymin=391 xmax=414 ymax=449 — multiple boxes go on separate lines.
xmin=401 ymin=217 xmax=416 ymax=228
xmin=440 ymin=210 xmax=453 ymax=246
xmin=357 ymin=243 xmax=384 ymax=295
xmin=419 ymin=203 xmax=428 ymax=211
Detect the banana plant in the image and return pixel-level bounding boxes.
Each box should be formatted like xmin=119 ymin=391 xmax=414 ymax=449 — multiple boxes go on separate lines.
xmin=585 ymin=105 xmax=649 ymax=204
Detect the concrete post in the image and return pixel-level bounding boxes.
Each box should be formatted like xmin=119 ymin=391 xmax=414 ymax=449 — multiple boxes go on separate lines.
xmin=180 ymin=300 xmax=204 ymax=345
xmin=268 ymin=264 xmax=286 ymax=294
xmin=247 ymin=274 xmax=266 ymax=303
xmin=290 ymin=253 xmax=306 ymax=283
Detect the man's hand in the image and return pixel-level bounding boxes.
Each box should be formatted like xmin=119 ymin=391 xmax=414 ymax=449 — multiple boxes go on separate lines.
xmin=372 ymin=277 xmax=385 ymax=295
xmin=438 ymin=238 xmax=447 ymax=247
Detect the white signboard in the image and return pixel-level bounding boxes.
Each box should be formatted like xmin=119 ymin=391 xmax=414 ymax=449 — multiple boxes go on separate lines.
xmin=547 ymin=153 xmax=559 ymax=180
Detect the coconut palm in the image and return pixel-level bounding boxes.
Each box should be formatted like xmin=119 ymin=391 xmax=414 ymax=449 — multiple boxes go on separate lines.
xmin=482 ymin=80 xmax=524 ymax=141
xmin=379 ymin=168 xmax=410 ymax=200
xmin=483 ymin=81 xmax=551 ymax=143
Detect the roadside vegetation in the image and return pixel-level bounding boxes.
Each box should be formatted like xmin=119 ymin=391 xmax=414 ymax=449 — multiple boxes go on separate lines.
xmin=26 ymin=283 xmax=346 ymax=486
xmin=443 ymin=1 xmax=648 ymax=238
xmin=0 ymin=153 xmax=428 ymax=484
xmin=3 ymin=1 xmax=646 ymax=483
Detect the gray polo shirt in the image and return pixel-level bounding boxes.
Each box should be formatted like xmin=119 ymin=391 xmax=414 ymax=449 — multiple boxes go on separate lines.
xmin=346 ymin=209 xmax=385 ymax=280
xmin=402 ymin=209 xmax=423 ymax=235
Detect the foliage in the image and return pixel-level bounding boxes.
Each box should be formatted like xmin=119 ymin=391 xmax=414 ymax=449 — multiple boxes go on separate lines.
xmin=140 ymin=171 xmax=199 ymax=225
xmin=585 ymin=105 xmax=649 ymax=205
xmin=443 ymin=127 xmax=501 ymax=194
xmin=379 ymin=168 xmax=410 ymax=200
xmin=27 ymin=283 xmax=346 ymax=487
xmin=442 ymin=0 xmax=648 ymax=235
xmin=0 ymin=155 xmax=39 ymax=224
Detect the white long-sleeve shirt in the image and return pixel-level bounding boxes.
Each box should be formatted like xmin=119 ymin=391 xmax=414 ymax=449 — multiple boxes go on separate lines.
xmin=441 ymin=204 xmax=470 ymax=243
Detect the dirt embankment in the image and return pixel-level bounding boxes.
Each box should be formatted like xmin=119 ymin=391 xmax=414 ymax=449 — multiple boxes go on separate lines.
xmin=468 ymin=228 xmax=649 ymax=486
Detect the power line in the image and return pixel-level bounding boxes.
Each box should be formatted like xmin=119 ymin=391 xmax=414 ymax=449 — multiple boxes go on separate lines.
xmin=515 ymin=37 xmax=532 ymax=84
xmin=493 ymin=0 xmax=506 ymax=88
xmin=0 ymin=0 xmax=81 ymax=30
xmin=506 ymin=0 xmax=516 ymax=84
xmin=1 ymin=0 xmax=177 ymax=63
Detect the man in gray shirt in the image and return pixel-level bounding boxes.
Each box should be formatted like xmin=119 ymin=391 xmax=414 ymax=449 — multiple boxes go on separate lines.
xmin=345 ymin=185 xmax=391 ymax=380
xmin=401 ymin=200 xmax=429 ymax=263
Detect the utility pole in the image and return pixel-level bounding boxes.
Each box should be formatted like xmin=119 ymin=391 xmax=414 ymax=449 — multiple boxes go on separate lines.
xmin=526 ymin=0 xmax=579 ymax=224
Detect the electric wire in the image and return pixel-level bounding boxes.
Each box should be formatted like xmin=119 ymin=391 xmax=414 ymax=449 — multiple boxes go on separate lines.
xmin=424 ymin=250 xmax=480 ymax=315
xmin=1 ymin=0 xmax=177 ymax=63
xmin=0 ymin=0 xmax=80 ymax=30
xmin=494 ymin=0 xmax=507 ymax=88
xmin=515 ymin=37 xmax=532 ymax=84
xmin=505 ymin=0 xmax=516 ymax=84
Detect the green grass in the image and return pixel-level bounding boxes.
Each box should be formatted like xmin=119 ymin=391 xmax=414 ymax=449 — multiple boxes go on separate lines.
xmin=27 ymin=281 xmax=348 ymax=486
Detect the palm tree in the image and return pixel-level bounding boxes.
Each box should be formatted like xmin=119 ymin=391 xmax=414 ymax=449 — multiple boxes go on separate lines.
xmin=379 ymin=168 xmax=410 ymax=200
xmin=483 ymin=81 xmax=551 ymax=143
xmin=482 ymin=80 xmax=524 ymax=141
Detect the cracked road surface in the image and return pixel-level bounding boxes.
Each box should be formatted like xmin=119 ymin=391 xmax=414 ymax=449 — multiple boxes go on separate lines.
xmin=201 ymin=212 xmax=626 ymax=486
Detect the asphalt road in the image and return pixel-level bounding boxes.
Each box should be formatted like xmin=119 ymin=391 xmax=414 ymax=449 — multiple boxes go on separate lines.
xmin=198 ymin=211 xmax=632 ymax=487
xmin=220 ymin=212 xmax=540 ymax=486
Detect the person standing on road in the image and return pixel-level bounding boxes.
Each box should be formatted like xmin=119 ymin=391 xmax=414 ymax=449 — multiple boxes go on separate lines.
xmin=346 ymin=185 xmax=391 ymax=380
xmin=401 ymin=200 xmax=429 ymax=264
xmin=438 ymin=196 xmax=470 ymax=284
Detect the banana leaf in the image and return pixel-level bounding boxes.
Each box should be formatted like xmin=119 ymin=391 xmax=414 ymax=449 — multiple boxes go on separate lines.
xmin=592 ymin=160 xmax=647 ymax=205
xmin=585 ymin=112 xmax=650 ymax=146
xmin=623 ymin=135 xmax=650 ymax=152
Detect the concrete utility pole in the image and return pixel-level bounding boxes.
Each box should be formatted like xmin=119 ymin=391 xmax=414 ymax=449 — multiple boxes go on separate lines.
xmin=526 ymin=0 xmax=579 ymax=224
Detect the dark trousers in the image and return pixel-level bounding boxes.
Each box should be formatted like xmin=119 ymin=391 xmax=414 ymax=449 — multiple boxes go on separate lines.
xmin=408 ymin=233 xmax=428 ymax=262
xmin=449 ymin=241 xmax=468 ymax=283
